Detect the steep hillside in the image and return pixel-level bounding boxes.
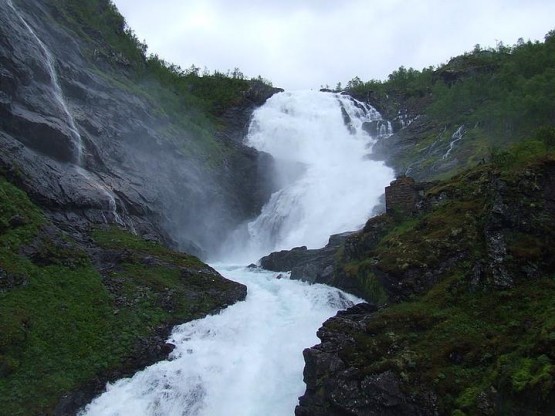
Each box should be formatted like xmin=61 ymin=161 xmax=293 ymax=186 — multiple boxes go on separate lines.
xmin=346 ymin=32 xmax=555 ymax=182
xmin=0 ymin=0 xmax=279 ymax=413
xmin=0 ymin=175 xmax=247 ymax=415
xmin=0 ymin=0 xmax=280 ymax=258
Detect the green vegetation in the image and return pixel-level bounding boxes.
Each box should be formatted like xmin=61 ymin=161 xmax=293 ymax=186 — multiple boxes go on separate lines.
xmin=344 ymin=31 xmax=555 ymax=180
xmin=0 ymin=177 xmax=239 ymax=415
xmin=51 ymin=0 xmax=271 ymax=116
xmin=334 ymin=147 xmax=555 ymax=414
xmin=336 ymin=275 xmax=554 ymax=414
xmin=51 ymin=0 xmax=148 ymax=64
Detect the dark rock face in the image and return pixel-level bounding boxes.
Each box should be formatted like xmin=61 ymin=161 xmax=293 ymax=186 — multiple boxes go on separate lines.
xmin=296 ymin=304 xmax=438 ymax=416
xmin=259 ymin=232 xmax=353 ymax=285
xmin=216 ymin=82 xmax=284 ymax=144
xmin=385 ymin=176 xmax=418 ymax=215
xmin=0 ymin=0 xmax=278 ymax=258
xmin=348 ymin=87 xmax=463 ymax=181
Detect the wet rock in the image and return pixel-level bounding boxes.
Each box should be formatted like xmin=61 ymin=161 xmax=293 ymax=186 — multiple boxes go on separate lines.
xmin=0 ymin=0 xmax=281 ymax=257
xmin=8 ymin=213 xmax=27 ymax=227
xmin=259 ymin=232 xmax=353 ymax=284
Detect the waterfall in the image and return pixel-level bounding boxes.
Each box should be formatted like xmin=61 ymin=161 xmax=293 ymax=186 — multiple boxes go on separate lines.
xmin=228 ymin=90 xmax=394 ymax=261
xmin=7 ymin=0 xmax=125 ymax=225
xmin=442 ymin=125 xmax=465 ymax=160
xmin=79 ymin=91 xmax=393 ymax=415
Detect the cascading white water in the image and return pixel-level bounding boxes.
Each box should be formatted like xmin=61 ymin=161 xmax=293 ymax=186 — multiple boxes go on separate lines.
xmin=227 ymin=90 xmax=394 ymax=261
xmin=79 ymin=91 xmax=394 ymax=415
xmin=7 ymin=0 xmax=126 ymax=225
xmin=80 ymin=266 xmax=361 ymax=416
xmin=442 ymin=125 xmax=465 ymax=159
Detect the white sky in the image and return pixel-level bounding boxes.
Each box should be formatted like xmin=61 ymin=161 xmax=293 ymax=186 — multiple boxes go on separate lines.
xmin=111 ymin=0 xmax=555 ymax=90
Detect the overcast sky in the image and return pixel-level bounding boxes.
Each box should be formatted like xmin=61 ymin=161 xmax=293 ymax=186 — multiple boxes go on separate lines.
xmin=112 ymin=0 xmax=555 ymax=90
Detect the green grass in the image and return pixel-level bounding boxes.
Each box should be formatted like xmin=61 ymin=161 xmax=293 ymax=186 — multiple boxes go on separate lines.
xmin=0 ymin=178 xmax=238 ymax=415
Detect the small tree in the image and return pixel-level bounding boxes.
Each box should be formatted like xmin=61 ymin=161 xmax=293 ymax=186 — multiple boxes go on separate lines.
xmin=346 ymin=76 xmax=363 ymax=90
xmin=231 ymin=67 xmax=244 ymax=79
xmin=185 ymin=64 xmax=200 ymax=76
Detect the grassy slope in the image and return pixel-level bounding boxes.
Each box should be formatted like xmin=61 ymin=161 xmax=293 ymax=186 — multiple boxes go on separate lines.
xmin=0 ymin=176 xmax=242 ymax=415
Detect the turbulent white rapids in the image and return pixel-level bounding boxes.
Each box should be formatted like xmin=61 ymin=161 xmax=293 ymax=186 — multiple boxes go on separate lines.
xmin=80 ymin=266 xmax=360 ymax=416
xmin=80 ymin=91 xmax=394 ymax=416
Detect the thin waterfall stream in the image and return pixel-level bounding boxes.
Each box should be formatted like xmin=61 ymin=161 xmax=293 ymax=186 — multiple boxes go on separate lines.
xmin=7 ymin=0 xmax=128 ymax=227
xmin=80 ymin=91 xmax=394 ymax=416
xmin=7 ymin=0 xmax=83 ymax=164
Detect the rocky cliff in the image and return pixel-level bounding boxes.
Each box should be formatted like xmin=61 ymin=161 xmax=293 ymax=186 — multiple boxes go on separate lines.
xmin=0 ymin=0 xmax=280 ymax=258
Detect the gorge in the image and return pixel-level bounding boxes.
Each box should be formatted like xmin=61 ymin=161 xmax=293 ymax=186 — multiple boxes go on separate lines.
xmin=1 ymin=0 xmax=554 ymax=415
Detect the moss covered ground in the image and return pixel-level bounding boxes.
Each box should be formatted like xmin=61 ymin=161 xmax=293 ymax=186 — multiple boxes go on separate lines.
xmin=335 ymin=273 xmax=554 ymax=414
xmin=333 ymin=149 xmax=555 ymax=414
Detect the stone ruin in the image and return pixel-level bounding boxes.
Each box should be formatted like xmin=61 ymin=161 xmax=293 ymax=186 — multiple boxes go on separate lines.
xmin=385 ymin=176 xmax=419 ymax=215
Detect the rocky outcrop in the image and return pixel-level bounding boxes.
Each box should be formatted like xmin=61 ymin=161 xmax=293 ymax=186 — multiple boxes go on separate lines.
xmin=216 ymin=81 xmax=284 ymax=144
xmin=385 ymin=176 xmax=418 ymax=215
xmin=296 ymin=304 xmax=438 ymax=416
xmin=258 ymin=177 xmax=437 ymax=299
xmin=259 ymin=232 xmax=352 ymax=284
xmin=297 ymin=159 xmax=555 ymax=415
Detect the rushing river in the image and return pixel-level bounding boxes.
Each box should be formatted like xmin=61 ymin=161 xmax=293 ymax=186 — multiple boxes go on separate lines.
xmin=80 ymin=266 xmax=360 ymax=416
xmin=81 ymin=91 xmax=394 ymax=415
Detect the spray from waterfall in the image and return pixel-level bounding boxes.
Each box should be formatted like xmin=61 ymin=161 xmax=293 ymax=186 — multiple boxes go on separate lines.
xmin=7 ymin=0 xmax=128 ymax=228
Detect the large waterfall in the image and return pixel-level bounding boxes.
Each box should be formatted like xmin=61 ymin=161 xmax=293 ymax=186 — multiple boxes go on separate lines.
xmin=224 ymin=90 xmax=394 ymax=262
xmin=80 ymin=91 xmax=394 ymax=416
